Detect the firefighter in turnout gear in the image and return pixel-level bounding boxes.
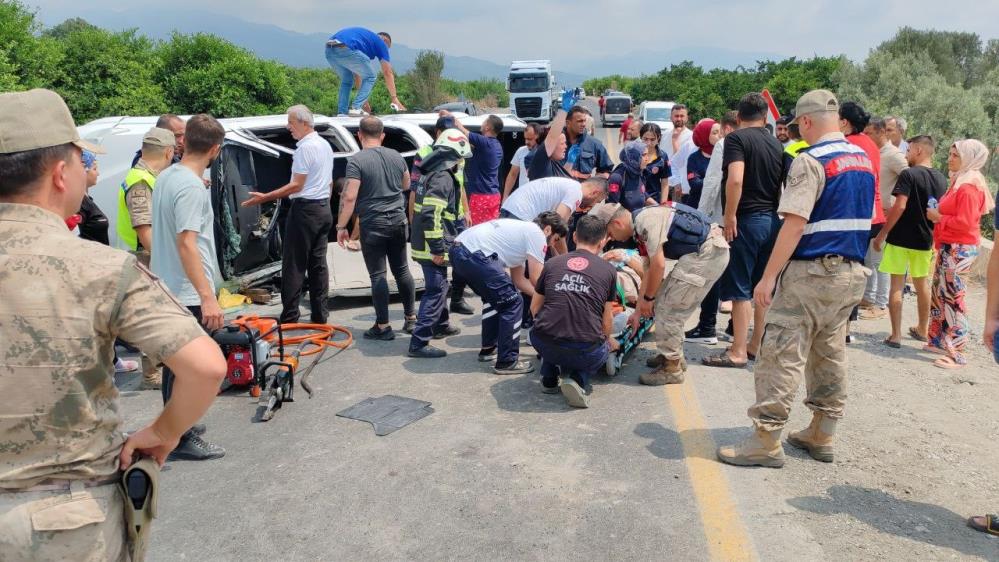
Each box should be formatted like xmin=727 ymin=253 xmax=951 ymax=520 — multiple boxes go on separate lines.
xmin=408 ymin=129 xmax=472 ymax=358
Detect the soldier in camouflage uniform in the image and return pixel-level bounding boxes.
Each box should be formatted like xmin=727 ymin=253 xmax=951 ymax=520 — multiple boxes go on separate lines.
xmin=0 ymin=89 xmax=227 ymax=560
xmin=718 ymin=90 xmax=874 ymax=468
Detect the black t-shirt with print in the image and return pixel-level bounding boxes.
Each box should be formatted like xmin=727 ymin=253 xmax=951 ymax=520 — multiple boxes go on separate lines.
xmin=887 ymin=166 xmax=948 ymax=250
xmin=533 ymin=250 xmax=617 ymax=343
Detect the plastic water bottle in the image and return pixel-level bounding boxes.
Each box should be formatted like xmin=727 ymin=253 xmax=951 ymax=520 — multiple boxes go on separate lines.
xmin=927 ymin=197 xmax=938 ymax=210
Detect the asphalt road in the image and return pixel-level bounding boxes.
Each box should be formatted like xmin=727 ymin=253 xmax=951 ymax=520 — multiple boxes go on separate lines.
xmin=115 ymin=100 xmax=999 ymax=561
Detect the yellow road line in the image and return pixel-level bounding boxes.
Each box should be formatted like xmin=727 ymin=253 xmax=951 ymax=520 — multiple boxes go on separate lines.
xmin=665 ymin=382 xmax=757 ymax=561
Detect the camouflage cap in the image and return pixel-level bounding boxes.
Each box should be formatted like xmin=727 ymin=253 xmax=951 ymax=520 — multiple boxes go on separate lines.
xmin=588 ymin=202 xmax=622 ymax=224
xmin=0 ymin=89 xmax=104 ymax=154
xmin=143 ymin=127 xmax=176 ymax=148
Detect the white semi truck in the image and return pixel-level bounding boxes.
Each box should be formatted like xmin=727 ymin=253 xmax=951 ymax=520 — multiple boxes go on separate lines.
xmin=506 ymin=60 xmax=559 ymax=123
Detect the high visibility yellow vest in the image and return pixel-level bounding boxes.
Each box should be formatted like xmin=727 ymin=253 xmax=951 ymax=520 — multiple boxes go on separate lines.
xmin=116 ymin=167 xmax=157 ymax=251
xmin=785 ymin=140 xmax=809 ymax=159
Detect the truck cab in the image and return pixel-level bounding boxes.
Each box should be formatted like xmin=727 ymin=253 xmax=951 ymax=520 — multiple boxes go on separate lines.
xmin=507 ymin=60 xmax=558 ymax=124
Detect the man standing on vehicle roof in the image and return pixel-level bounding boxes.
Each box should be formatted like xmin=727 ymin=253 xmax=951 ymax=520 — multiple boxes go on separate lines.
xmin=564 ymin=105 xmax=613 ymax=181
xmin=243 ymin=105 xmax=335 ymax=325
xmin=325 ymin=27 xmax=406 ymax=116
xmin=440 ymin=110 xmax=505 ymax=226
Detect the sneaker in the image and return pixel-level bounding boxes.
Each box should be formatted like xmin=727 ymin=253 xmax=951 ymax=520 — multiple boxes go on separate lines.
xmin=560 ymin=378 xmax=591 ymax=408
xmin=450 ymin=299 xmax=475 ymax=315
xmin=363 ymin=325 xmax=395 ymax=341
xmin=402 ymin=317 xmax=417 ymax=334
xmin=494 ymin=360 xmax=534 ymax=375
xmin=846 ymin=333 xmax=853 ymax=344
xmin=190 ymin=423 xmax=207 ymax=436
xmin=478 ymin=347 xmax=497 ymax=362
xmin=684 ymin=326 xmax=718 ymax=344
xmin=432 ymin=325 xmax=461 ymax=339
xmin=541 ymin=382 xmax=560 ymax=394
xmin=114 ymin=358 xmax=139 ymax=373
xmin=347 ymin=108 xmax=366 ymax=117
xmin=167 ymin=433 xmax=225 ymax=461
xmin=408 ymin=345 xmax=447 ymax=358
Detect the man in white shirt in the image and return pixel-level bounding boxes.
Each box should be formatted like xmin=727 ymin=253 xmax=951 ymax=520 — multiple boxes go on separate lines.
xmin=243 ymin=105 xmax=335 ymax=323
xmin=502 ymin=123 xmax=539 ymax=200
xmin=501 ymin=176 xmax=607 ymax=254
xmin=664 ymin=103 xmax=693 ymax=202
xmin=449 ymin=213 xmax=567 ymax=374
xmin=885 ymin=115 xmax=909 ymax=154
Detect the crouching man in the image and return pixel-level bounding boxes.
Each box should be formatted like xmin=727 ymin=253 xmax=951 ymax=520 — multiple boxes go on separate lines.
xmin=449 ymin=212 xmax=568 ymax=374
xmin=530 ymin=215 xmax=620 ymax=408
xmin=590 ymin=201 xmax=729 ymax=385
xmin=408 ymin=129 xmax=471 ymax=358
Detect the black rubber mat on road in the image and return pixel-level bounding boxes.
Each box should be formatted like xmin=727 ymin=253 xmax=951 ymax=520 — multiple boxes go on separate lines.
xmin=336 ymin=395 xmax=434 ymax=436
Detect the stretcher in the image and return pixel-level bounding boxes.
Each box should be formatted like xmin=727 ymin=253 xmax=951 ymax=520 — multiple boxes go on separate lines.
xmin=605 ymin=307 xmax=654 ymax=377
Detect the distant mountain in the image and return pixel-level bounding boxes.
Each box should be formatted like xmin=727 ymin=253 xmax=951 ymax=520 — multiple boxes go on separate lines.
xmin=41 ymin=9 xmax=589 ymax=85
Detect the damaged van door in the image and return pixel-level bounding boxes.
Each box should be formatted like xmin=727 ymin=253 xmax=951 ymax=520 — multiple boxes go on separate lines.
xmin=211 ymin=122 xmax=357 ymax=287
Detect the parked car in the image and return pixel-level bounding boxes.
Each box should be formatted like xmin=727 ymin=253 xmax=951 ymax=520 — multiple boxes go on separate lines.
xmin=636 ymin=100 xmax=676 ymax=135
xmin=433 ymin=101 xmax=479 ymax=116
xmin=77 ymin=114 xmax=434 ymax=295
xmin=601 ymin=94 xmax=633 ymax=127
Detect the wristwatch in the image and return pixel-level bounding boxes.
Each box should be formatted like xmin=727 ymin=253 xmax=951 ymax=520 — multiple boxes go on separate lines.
xmin=336 ymin=225 xmax=348 ymax=231
xmin=642 ymin=294 xmax=656 ymax=302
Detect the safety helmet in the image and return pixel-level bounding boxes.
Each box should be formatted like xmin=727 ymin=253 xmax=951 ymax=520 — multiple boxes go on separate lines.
xmin=434 ymin=128 xmax=472 ymax=159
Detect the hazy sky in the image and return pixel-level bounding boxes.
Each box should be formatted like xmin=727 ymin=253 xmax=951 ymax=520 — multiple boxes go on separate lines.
xmin=27 ymin=0 xmax=999 ymax=65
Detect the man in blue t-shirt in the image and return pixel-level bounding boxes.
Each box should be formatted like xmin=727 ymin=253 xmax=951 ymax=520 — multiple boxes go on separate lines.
xmin=325 ymin=27 xmax=407 ymax=116
xmin=441 ymin=111 xmax=505 ymax=225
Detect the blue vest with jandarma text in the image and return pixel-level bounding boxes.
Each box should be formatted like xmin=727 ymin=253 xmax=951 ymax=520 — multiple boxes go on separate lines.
xmin=792 ymin=139 xmax=875 ymax=262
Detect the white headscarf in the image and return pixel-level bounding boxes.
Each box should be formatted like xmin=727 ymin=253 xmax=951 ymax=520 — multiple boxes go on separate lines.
xmin=951 ymin=139 xmax=994 ymax=213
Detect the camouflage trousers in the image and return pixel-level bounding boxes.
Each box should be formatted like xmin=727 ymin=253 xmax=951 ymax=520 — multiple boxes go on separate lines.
xmin=748 ymin=258 xmax=869 ymax=432
xmin=0 ymin=482 xmax=129 ymax=561
xmin=655 ymin=230 xmax=730 ymax=361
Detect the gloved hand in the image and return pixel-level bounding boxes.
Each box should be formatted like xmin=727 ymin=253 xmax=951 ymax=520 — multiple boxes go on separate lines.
xmin=561 ymin=90 xmax=575 ymax=112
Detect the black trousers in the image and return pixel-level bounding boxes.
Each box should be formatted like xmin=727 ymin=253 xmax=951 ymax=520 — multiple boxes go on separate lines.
xmin=162 ymin=306 xmax=202 ymax=405
xmin=281 ymin=198 xmax=333 ymax=324
xmin=359 ymin=222 xmax=416 ymax=325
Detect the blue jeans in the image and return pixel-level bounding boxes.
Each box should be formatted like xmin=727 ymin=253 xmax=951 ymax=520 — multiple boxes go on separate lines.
xmin=449 ymin=245 xmax=523 ymax=365
xmin=325 ymin=45 xmax=378 ymax=115
xmin=409 ymin=262 xmax=451 ymax=352
xmin=531 ymin=332 xmax=609 ymax=390
xmin=718 ymin=211 xmax=781 ymax=301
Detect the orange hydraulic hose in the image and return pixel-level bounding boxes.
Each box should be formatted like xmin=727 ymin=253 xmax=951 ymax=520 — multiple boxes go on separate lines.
xmin=232 ymin=316 xmax=353 ymax=357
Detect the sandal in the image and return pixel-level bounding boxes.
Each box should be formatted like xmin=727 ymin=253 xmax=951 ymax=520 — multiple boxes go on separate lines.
xmin=701 ymin=351 xmax=747 ymax=369
xmin=908 ymin=327 xmax=928 ymax=342
xmin=967 ymin=513 xmax=999 ymax=536
xmin=882 ymin=338 xmax=901 ymax=349
xmin=933 ymin=356 xmax=964 ymax=370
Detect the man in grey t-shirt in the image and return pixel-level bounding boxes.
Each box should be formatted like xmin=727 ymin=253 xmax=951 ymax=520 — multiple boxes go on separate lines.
xmin=149 ymin=114 xmax=227 ymax=461
xmin=337 ymin=116 xmax=416 ymax=340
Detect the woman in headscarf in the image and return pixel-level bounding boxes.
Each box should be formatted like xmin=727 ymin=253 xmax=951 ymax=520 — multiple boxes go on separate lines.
xmin=683 ymin=118 xmax=720 ymax=209
xmin=925 ymin=139 xmax=994 ymax=369
xmin=607 ymin=140 xmax=657 ymax=211
xmin=638 ymin=123 xmax=671 ymax=204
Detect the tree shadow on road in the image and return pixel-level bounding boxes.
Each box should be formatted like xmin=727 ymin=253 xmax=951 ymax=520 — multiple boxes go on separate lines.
xmin=633 ymin=422 xmax=748 ymax=461
xmin=788 ymin=485 xmax=996 ymax=559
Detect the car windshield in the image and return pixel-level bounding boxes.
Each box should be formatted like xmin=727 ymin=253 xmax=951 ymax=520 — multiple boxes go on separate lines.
xmin=645 ymin=108 xmax=671 ymax=121
xmin=605 ymin=98 xmax=631 ymax=114
xmin=509 ymin=74 xmax=549 ymax=93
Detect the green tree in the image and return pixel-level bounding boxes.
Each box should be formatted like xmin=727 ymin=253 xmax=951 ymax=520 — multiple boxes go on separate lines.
xmin=156 ymin=33 xmax=292 ymax=117
xmin=0 ymin=0 xmax=62 ymax=88
xmin=42 ymin=17 xmax=97 ymax=40
xmin=50 ymin=26 xmax=166 ymax=122
xmin=285 ymin=66 xmax=340 ymax=116
xmin=407 ymin=50 xmax=445 ymax=111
